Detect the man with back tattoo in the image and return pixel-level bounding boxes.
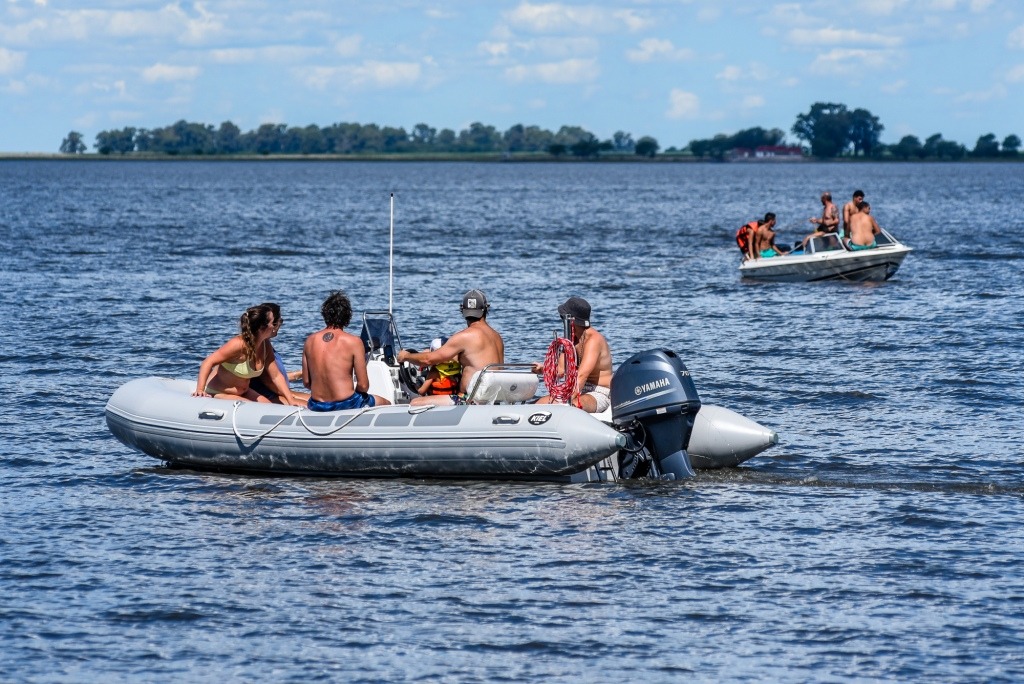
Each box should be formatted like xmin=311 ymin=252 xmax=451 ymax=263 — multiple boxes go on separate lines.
xmin=302 ymin=290 xmax=390 ymax=411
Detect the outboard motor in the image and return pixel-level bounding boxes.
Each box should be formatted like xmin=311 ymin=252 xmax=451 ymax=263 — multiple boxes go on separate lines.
xmin=610 ymin=349 xmax=702 ymax=480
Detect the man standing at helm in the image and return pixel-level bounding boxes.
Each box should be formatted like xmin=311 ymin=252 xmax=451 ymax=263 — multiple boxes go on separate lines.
xmin=398 ymin=289 xmax=504 ymax=406
xmin=533 ymin=296 xmax=613 ymax=413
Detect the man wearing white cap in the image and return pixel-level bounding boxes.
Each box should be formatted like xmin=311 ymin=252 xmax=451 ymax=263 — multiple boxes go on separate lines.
xmin=398 ymin=289 xmax=504 ymax=406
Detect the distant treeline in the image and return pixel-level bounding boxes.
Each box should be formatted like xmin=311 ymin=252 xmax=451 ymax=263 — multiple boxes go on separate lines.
xmin=58 ymin=101 xmax=1020 ymax=161
xmin=687 ymin=102 xmax=1020 ymax=161
xmin=58 ymin=121 xmax=660 ymax=158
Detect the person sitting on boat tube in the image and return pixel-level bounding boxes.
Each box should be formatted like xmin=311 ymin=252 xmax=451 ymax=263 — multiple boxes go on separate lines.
xmin=398 ymin=289 xmax=504 ymax=406
xmin=415 ymin=337 xmax=462 ymax=397
xmin=249 ymin=302 xmax=310 ymax=405
xmin=752 ymin=213 xmax=788 ymax=259
xmin=845 ymin=201 xmax=882 ymax=251
xmin=531 ymin=296 xmax=613 ymax=413
xmin=193 ymin=303 xmax=303 ymax=405
xmin=302 ymin=290 xmax=391 ymax=411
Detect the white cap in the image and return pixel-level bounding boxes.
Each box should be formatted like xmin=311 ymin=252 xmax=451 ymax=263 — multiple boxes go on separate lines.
xmin=430 ymin=337 xmax=444 ymax=351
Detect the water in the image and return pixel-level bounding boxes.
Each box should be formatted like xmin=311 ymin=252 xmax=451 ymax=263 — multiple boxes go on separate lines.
xmin=2 ymin=159 xmax=1023 ymax=682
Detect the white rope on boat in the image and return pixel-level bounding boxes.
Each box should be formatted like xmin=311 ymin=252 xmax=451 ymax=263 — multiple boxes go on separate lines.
xmin=229 ymin=401 xmax=416 ymax=444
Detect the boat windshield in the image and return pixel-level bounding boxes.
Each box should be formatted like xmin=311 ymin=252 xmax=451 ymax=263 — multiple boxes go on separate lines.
xmin=360 ymin=312 xmax=403 ymax=363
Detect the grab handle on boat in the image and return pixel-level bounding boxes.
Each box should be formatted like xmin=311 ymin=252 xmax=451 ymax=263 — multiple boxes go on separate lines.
xmin=199 ymin=411 xmax=225 ymax=420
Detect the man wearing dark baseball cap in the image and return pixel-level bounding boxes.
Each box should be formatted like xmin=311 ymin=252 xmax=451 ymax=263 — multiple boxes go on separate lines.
xmin=398 ymin=289 xmax=504 ymax=406
xmin=534 ymin=295 xmax=613 ymax=413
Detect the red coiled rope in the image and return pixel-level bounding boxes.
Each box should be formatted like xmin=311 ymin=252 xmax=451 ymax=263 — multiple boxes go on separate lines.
xmin=543 ymin=337 xmax=578 ymax=405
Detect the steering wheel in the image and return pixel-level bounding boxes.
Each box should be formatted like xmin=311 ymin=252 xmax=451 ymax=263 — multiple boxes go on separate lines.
xmin=398 ymin=349 xmax=425 ymax=392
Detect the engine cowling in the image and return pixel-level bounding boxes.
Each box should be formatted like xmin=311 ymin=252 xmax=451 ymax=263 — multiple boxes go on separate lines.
xmin=610 ymin=349 xmax=701 ymax=479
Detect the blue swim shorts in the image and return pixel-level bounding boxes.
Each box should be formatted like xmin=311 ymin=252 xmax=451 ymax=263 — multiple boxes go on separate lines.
xmin=307 ymin=392 xmax=376 ymax=412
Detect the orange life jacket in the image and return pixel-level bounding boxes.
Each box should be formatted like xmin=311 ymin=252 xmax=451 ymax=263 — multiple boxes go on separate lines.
xmin=736 ymin=221 xmax=758 ymax=253
xmin=428 ymin=373 xmax=460 ymax=395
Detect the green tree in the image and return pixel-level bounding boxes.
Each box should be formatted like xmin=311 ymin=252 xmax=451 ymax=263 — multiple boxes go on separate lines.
xmin=936 ymin=140 xmax=966 ymax=160
xmin=848 ymin=108 xmax=884 ymax=156
xmin=972 ymin=133 xmax=1000 ymax=157
xmin=216 ymin=121 xmax=242 ymax=154
xmin=59 ymin=131 xmax=87 ymax=154
xmin=457 ymin=122 xmax=501 ymax=152
xmin=894 ymin=135 xmax=923 ymax=160
xmin=411 ymin=123 xmax=436 ymax=148
xmin=94 ymin=127 xmax=136 ymax=154
xmin=635 ymin=136 xmax=659 ymax=157
xmin=792 ymin=102 xmax=850 ymax=157
xmin=612 ymin=131 xmax=635 ymax=152
xmin=547 ymin=143 xmax=567 ymax=157
xmin=570 ymin=133 xmax=602 ymax=158
xmin=1002 ymin=134 xmax=1020 ymax=157
xmin=922 ymin=133 xmax=943 ymax=159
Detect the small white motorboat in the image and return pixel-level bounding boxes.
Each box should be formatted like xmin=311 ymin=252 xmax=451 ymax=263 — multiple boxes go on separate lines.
xmin=106 ymin=313 xmax=778 ymax=482
xmin=739 ymin=229 xmax=911 ymax=282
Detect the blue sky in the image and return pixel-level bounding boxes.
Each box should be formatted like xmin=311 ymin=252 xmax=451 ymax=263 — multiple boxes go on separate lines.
xmin=2 ymin=0 xmax=1022 ymax=153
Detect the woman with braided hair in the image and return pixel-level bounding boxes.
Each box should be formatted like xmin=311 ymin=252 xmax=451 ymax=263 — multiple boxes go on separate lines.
xmin=193 ymin=304 xmax=300 ymax=404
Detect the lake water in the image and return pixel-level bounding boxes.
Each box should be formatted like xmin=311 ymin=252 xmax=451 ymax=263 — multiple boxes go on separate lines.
xmin=2 ymin=159 xmax=1022 ymax=682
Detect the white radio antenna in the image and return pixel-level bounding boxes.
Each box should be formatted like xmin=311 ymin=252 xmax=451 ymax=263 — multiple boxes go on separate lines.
xmin=389 ymin=192 xmax=394 ymax=314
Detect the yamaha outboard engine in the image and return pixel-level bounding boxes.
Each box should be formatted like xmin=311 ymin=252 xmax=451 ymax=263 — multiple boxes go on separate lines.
xmin=611 ymin=349 xmax=702 ymax=480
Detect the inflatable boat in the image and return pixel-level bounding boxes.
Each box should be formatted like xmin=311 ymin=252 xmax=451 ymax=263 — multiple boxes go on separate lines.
xmin=106 ymin=313 xmax=778 ymax=482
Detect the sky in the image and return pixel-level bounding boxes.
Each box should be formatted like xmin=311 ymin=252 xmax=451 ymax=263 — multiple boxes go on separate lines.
xmin=2 ymin=0 xmax=1022 ymax=153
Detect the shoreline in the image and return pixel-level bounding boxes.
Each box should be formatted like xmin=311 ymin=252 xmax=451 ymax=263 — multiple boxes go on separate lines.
xmin=1 ymin=152 xmax=1019 ymax=163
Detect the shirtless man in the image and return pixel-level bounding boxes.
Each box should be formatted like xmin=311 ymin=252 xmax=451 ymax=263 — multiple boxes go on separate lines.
xmin=302 ymin=290 xmax=391 ymax=411
xmin=532 ymin=296 xmax=613 ymax=413
xmin=847 ymin=201 xmax=881 ymax=250
xmin=842 ymin=189 xmax=865 ymax=240
xmin=801 ymin=191 xmax=840 ymax=249
xmin=752 ymin=213 xmax=786 ymax=258
xmin=398 ymin=289 xmax=504 ymax=406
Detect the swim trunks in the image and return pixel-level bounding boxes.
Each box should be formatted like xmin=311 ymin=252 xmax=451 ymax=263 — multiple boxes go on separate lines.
xmin=849 ymin=241 xmax=877 ymax=251
xmin=580 ymin=382 xmax=611 ymax=413
xmin=307 ymin=392 xmax=376 ymax=412
xmin=760 ymin=249 xmax=779 ymax=258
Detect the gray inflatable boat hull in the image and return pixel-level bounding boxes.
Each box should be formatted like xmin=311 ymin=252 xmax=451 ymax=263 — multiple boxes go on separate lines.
xmin=106 ymin=377 xmax=627 ymax=479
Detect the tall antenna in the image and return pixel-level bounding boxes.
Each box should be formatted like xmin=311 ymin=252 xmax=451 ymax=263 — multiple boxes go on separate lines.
xmin=389 ymin=192 xmax=394 ymax=314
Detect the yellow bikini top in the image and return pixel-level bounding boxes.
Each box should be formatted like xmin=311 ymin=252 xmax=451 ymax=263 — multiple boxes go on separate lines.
xmin=220 ymin=357 xmax=264 ymax=379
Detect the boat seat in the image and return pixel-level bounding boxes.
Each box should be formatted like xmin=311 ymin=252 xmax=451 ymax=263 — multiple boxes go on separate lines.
xmin=466 ymin=371 xmax=539 ymax=404
xmin=366 ymin=359 xmax=398 ymax=405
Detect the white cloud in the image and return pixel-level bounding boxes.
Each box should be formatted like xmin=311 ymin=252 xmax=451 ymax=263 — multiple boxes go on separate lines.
xmin=208 ymin=46 xmax=321 ymax=65
xmin=142 ymin=63 xmax=201 ymax=83
xmin=1005 ymin=65 xmax=1024 ymax=82
xmin=742 ymin=95 xmax=765 ymax=109
xmin=334 ymin=35 xmax=363 ymax=58
xmin=856 ymin=0 xmax=909 ymax=15
xmin=299 ymin=61 xmax=423 ymax=90
xmin=1009 ymin=24 xmax=1024 ymax=49
xmin=788 ymin=27 xmax=902 ymax=47
xmin=0 ymin=47 xmax=27 ymax=74
xmin=809 ymin=48 xmax=896 ymax=75
xmin=0 ymin=4 xmax=224 ymax=46
xmin=666 ymin=89 xmax=699 ymax=119
xmin=716 ymin=62 xmax=773 ymax=82
xmin=504 ymin=57 xmax=598 ymax=84
xmin=478 ymin=41 xmax=510 ymax=61
xmin=626 ymin=38 xmax=693 ymax=63
xmin=504 ymin=3 xmax=651 ymax=33
xmin=881 ymin=79 xmax=908 ymax=93
xmin=953 ymin=83 xmax=1007 ymax=102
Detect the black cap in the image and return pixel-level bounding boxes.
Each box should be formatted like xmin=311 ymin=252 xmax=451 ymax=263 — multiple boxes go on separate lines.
xmin=461 ymin=289 xmax=489 ymax=318
xmin=557 ymin=296 xmax=591 ymax=327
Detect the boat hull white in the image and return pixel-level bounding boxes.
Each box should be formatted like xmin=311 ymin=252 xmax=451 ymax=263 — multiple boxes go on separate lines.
xmin=739 ymin=230 xmax=911 ymax=282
